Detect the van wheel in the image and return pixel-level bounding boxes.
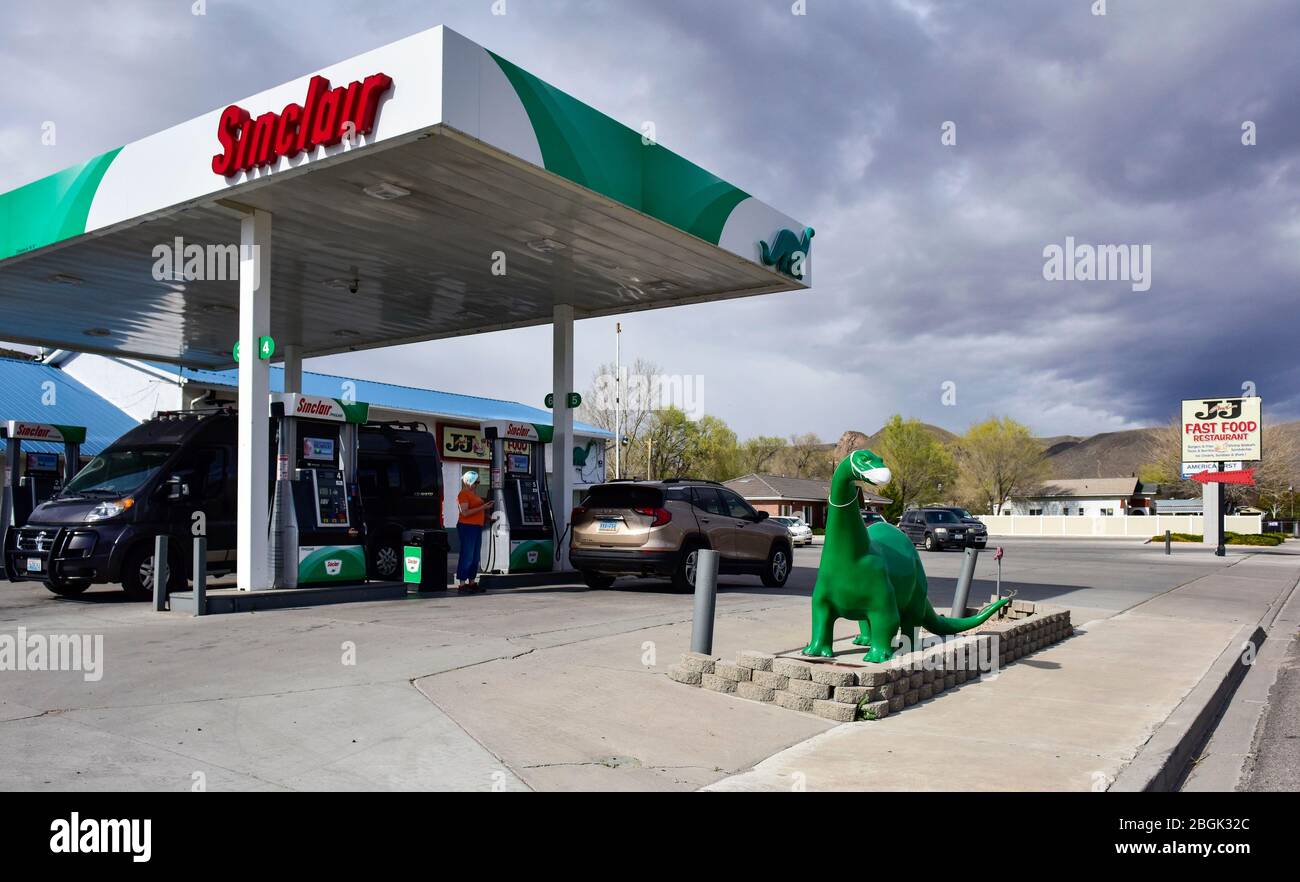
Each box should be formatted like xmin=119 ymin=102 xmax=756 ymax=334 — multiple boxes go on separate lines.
xmin=369 ymin=535 xmax=403 ymax=581
xmin=671 ymin=542 xmax=705 ymax=593
xmin=43 ymin=577 xmax=91 ymax=597
xmin=582 ymin=571 xmax=615 ymax=589
xmin=121 ymin=542 xmax=184 ymax=600
xmin=761 ymin=543 xmax=791 ymax=587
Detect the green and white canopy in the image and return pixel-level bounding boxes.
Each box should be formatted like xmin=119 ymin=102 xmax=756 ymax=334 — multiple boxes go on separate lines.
xmin=0 ymin=26 xmax=811 ymax=368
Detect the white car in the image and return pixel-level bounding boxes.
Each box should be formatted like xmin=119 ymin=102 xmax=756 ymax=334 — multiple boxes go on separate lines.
xmin=771 ymin=516 xmax=814 ymax=546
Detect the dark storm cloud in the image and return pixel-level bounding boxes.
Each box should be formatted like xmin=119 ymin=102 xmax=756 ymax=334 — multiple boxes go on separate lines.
xmin=1 ymin=0 xmax=1295 ymax=437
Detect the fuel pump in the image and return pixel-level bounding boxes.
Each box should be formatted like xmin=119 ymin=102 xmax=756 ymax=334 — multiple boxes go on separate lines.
xmin=481 ymin=421 xmax=554 ymax=574
xmin=1 ymin=421 xmax=83 ymax=577
xmin=269 ymin=394 xmax=370 ymax=587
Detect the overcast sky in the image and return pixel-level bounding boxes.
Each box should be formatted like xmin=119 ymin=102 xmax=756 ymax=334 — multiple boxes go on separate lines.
xmin=2 ymin=0 xmax=1296 ymax=441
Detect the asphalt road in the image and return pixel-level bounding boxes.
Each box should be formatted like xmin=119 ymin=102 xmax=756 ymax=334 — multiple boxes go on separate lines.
xmin=1244 ymin=632 xmax=1300 ymax=791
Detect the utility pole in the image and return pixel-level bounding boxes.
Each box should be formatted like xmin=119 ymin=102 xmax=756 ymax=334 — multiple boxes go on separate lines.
xmin=614 ymin=322 xmax=622 ymax=480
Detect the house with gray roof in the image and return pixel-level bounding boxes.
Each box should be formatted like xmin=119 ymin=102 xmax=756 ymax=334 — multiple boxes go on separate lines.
xmin=1001 ymin=477 xmax=1160 ymax=517
xmin=724 ymin=473 xmax=890 ymax=529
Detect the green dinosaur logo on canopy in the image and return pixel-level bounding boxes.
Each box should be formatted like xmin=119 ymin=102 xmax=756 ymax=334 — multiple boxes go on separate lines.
xmin=759 ymin=227 xmax=815 ymax=279
xmin=804 ymin=449 xmax=1009 ymax=662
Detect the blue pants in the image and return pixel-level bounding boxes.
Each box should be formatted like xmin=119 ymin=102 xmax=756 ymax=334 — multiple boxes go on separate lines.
xmin=456 ymin=522 xmax=483 ymax=582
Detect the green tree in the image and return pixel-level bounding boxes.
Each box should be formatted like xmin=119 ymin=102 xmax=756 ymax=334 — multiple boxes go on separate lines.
xmin=954 ymin=416 xmax=1049 ymax=514
xmin=694 ymin=415 xmax=741 ymax=481
xmin=876 ymin=415 xmax=956 ymax=510
xmin=740 ymin=435 xmax=787 ymax=475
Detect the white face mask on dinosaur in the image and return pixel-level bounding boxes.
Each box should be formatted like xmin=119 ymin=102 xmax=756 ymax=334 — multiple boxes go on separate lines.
xmin=849 ymin=451 xmax=891 ymax=487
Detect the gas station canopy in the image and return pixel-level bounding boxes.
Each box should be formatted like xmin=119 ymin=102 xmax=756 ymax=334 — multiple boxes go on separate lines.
xmin=0 ymin=26 xmax=811 ymax=369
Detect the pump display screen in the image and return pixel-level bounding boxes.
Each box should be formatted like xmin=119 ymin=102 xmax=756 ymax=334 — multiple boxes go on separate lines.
xmin=515 ymin=477 xmax=545 ymax=526
xmin=507 ymin=453 xmax=530 ymax=474
xmin=302 ymin=437 xmax=335 ymax=462
xmin=25 ymin=452 xmax=59 ymax=473
xmin=311 ymin=469 xmax=350 ymax=527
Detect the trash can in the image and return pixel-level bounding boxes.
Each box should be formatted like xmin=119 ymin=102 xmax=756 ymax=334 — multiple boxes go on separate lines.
xmin=402 ymin=529 xmax=449 ymax=593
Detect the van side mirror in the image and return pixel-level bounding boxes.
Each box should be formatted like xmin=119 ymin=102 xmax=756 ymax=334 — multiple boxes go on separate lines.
xmin=163 ymin=474 xmax=190 ymax=501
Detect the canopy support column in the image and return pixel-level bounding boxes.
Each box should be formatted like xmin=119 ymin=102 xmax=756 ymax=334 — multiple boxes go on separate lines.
xmin=282 ymin=344 xmax=303 ymax=394
xmin=237 ymin=209 xmax=273 ymax=592
xmin=552 ymin=304 xmax=575 ymax=572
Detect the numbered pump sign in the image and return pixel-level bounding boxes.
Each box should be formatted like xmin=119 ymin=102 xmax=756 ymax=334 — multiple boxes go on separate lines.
xmin=233 ymin=336 xmax=276 ymax=363
xmin=1180 ymin=397 xmax=1262 ymax=463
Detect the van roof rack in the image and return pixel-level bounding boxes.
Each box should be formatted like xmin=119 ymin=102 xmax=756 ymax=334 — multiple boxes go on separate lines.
xmin=152 ymin=406 xmax=234 ymax=420
xmin=364 ymin=420 xmax=431 ymax=434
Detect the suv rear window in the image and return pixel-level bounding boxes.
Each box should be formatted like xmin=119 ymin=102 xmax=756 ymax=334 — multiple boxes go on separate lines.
xmin=584 ymin=484 xmax=665 ymax=509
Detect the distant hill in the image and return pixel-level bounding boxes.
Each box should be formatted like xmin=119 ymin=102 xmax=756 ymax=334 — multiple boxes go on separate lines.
xmin=1037 ymin=428 xmax=1162 ymax=479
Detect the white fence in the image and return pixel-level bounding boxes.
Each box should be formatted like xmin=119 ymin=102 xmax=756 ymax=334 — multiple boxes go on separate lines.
xmin=976 ymin=514 xmax=1263 ymax=538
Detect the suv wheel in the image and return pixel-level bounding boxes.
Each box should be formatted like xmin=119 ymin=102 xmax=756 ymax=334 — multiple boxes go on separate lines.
xmin=582 ymin=571 xmax=615 ymax=589
xmin=672 ymin=543 xmax=704 ymax=593
xmin=924 ymin=533 xmax=937 ymax=552
xmin=761 ymin=543 xmax=791 ymax=588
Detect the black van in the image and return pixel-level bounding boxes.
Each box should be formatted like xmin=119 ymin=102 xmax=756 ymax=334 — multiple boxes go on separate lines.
xmin=355 ymin=421 xmax=442 ymax=580
xmin=4 ymin=409 xmax=443 ymax=597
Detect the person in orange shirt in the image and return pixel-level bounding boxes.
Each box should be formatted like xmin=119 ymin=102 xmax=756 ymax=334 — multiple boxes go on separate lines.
xmin=455 ymin=471 xmax=493 ymax=591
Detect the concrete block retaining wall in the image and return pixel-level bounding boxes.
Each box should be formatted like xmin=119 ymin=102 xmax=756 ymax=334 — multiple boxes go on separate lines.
xmin=667 ymin=602 xmax=1073 ymax=722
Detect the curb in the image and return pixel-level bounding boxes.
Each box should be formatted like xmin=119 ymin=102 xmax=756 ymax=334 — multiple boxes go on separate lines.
xmin=1110 ymin=623 xmax=1265 ymax=792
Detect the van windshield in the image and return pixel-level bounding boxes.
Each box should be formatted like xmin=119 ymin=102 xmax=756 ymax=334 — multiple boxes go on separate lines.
xmin=62 ymin=447 xmax=175 ymax=497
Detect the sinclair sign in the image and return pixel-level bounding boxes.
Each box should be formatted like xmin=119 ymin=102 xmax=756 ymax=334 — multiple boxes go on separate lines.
xmin=1181 ymin=397 xmax=1262 ymax=463
xmin=212 ymin=72 xmax=393 ymax=177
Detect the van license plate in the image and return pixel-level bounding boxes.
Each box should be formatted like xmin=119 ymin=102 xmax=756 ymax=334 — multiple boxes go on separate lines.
xmin=26 ymin=558 xmax=41 ymax=573
xmin=598 ymin=519 xmax=618 ymax=533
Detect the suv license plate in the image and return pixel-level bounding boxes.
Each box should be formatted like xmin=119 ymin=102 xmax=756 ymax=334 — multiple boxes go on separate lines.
xmin=26 ymin=558 xmax=41 ymax=573
xmin=598 ymin=519 xmax=619 ymax=533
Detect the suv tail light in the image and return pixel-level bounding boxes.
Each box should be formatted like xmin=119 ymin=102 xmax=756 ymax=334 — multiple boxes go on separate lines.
xmin=634 ymin=506 xmax=672 ymax=527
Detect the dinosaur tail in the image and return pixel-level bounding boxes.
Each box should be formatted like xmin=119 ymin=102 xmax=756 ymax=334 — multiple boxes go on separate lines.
xmin=922 ymin=597 xmax=1010 ymax=636
xmin=759 ymin=240 xmax=773 ymax=265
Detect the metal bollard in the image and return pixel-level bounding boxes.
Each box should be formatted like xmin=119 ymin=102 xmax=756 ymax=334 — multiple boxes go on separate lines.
xmin=951 ymin=546 xmax=979 ymax=618
xmin=690 ymin=548 xmax=721 ymax=655
xmin=192 ymin=536 xmax=207 ymax=617
xmin=1165 ymin=530 xmax=1171 ymax=555
xmin=153 ymin=534 xmax=169 ymax=612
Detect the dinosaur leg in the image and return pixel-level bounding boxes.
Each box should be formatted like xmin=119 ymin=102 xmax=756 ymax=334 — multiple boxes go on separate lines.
xmin=852 ymin=619 xmax=872 ymax=648
xmin=864 ymin=601 xmax=901 ymax=664
xmin=803 ymin=594 xmax=837 ymax=658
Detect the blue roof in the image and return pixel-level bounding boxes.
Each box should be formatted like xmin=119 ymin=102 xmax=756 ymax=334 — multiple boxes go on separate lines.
xmin=0 ymin=357 xmax=140 ymax=454
xmin=171 ymin=365 xmax=613 ymax=438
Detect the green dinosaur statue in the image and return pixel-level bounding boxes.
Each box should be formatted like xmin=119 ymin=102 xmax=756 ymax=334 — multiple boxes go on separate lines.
xmin=803 ymin=449 xmax=1009 ymax=662
xmin=759 ymin=226 xmax=815 ymax=279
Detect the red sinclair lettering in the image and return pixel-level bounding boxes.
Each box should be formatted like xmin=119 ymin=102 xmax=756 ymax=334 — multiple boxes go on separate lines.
xmin=506 ymin=424 xmax=533 ymax=438
xmin=212 ymin=72 xmax=393 ymax=177
xmin=15 ymin=424 xmax=53 ymax=439
xmin=295 ymin=398 xmax=337 ymax=417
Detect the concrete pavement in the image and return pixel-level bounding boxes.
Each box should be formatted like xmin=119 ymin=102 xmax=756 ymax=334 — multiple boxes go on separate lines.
xmin=707 ymin=544 xmax=1300 ymax=792
xmin=0 ymin=537 xmax=1286 ymax=791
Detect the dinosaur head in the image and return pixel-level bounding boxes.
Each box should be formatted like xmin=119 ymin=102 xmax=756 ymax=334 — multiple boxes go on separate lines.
xmin=848 ymin=449 xmax=891 ymax=486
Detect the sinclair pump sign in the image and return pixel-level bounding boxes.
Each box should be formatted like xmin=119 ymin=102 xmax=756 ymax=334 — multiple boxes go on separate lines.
xmin=1181 ymin=397 xmax=1262 ymax=463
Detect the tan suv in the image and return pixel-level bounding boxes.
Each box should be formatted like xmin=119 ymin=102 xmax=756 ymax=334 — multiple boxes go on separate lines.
xmin=569 ymin=479 xmax=794 ymax=591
